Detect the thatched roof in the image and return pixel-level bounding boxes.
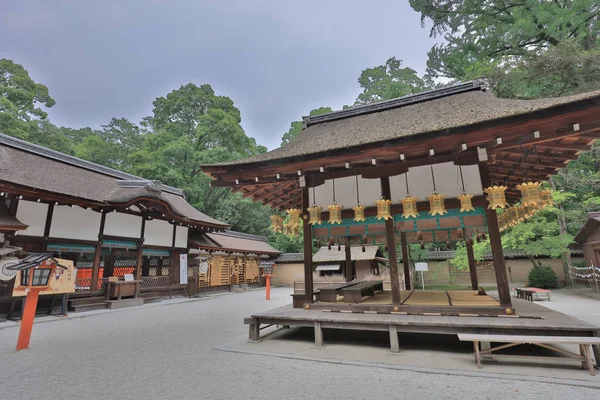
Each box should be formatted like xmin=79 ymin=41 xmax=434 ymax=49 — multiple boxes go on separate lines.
xmin=202 ymin=81 xmax=600 ymax=169
xmin=189 ymin=230 xmax=280 ymax=255
xmin=312 ymin=245 xmax=382 ymax=263
xmin=0 ymin=202 xmax=28 ymax=231
xmin=574 ymin=212 xmax=600 ymax=243
xmin=0 ymin=133 xmax=228 ymax=228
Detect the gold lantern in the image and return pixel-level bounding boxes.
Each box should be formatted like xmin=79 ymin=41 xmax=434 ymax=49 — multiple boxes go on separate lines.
xmin=456 ymin=165 xmax=474 ymax=212
xmin=375 ymin=198 xmax=392 ymax=221
xmin=484 ymin=185 xmax=508 ymax=209
xmin=457 ymin=193 xmax=474 ymax=213
xmin=516 ymin=181 xmax=541 ymax=206
xmin=307 ymin=205 xmax=323 ymax=225
xmin=540 ymin=189 xmax=555 ymax=207
xmin=427 ymin=192 xmax=447 ymax=216
xmin=401 ymin=194 xmax=419 ymax=219
xmin=327 ymin=203 xmax=343 ymax=224
xmin=286 ymin=208 xmax=302 ymax=227
xmin=289 ymin=224 xmax=300 ymax=237
xmin=401 ymin=173 xmax=419 ymax=219
xmin=427 ymin=165 xmax=447 ymax=216
xmin=353 ymin=204 xmax=366 ymax=222
xmin=270 ymin=214 xmax=283 ymax=233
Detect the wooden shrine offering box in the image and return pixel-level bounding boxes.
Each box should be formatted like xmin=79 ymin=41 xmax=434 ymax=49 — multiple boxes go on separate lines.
xmin=106 ymin=280 xmax=140 ymax=300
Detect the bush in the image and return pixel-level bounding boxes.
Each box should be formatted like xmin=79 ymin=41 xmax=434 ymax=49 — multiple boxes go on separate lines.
xmin=527 ymin=265 xmax=559 ymax=289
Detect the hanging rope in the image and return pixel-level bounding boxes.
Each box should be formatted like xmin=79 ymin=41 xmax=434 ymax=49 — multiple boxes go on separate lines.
xmin=405 ymin=172 xmax=410 ymax=194
xmin=355 ymin=174 xmax=360 ymax=204
xmin=332 ymin=177 xmax=336 ymax=203
xmin=312 ymin=185 xmax=316 ymax=206
xmin=458 ymin=164 xmax=466 ymax=192
xmin=430 ymin=164 xmax=437 ymax=192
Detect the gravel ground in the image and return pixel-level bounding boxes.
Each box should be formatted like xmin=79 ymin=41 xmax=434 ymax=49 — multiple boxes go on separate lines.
xmin=1 ymin=288 xmax=599 ymax=400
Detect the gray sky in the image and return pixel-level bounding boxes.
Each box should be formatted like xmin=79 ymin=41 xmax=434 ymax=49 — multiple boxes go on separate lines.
xmin=1 ymin=0 xmax=438 ymax=150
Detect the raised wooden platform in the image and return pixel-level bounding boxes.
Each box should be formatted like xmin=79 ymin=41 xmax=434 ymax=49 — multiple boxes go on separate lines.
xmin=245 ymin=297 xmax=600 ymax=360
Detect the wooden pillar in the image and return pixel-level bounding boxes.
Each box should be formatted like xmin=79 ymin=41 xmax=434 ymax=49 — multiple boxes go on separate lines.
xmin=302 ymin=185 xmax=314 ymax=303
xmin=400 ymin=232 xmax=411 ymax=290
xmin=466 ymin=241 xmax=479 ymax=290
xmin=91 ymin=242 xmax=101 ymax=291
xmin=344 ymin=236 xmax=352 ymax=282
xmin=169 ymin=252 xmax=179 ymax=285
xmin=478 ymin=154 xmax=512 ymax=307
xmin=156 ymin=257 xmax=163 ymax=276
xmin=380 ymin=176 xmax=401 ymax=304
xmin=135 ymin=246 xmax=143 ymax=279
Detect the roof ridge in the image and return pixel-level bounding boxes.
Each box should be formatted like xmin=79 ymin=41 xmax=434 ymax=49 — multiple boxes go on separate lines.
xmin=212 ymin=230 xmax=268 ymax=242
xmin=305 ymin=80 xmax=486 ymax=126
xmin=0 ymin=132 xmax=184 ymax=197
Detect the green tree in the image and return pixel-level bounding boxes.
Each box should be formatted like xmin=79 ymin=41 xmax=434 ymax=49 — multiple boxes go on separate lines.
xmin=281 ymin=107 xmax=332 ymax=146
xmin=0 ymin=59 xmax=55 ymax=138
xmin=409 ymin=0 xmax=600 ymax=80
xmin=355 ymin=57 xmax=431 ymax=105
xmin=449 ymin=241 xmax=490 ymax=271
xmin=267 ymin=231 xmax=303 ymax=253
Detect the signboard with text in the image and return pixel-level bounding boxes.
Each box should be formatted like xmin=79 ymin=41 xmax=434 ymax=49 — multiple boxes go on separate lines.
xmin=12 ymin=258 xmax=76 ymax=297
xmin=179 ymin=254 xmax=188 ymax=285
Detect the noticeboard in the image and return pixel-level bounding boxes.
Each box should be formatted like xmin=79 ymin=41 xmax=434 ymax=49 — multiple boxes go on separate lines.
xmin=415 ymin=262 xmax=429 ymax=272
xmin=12 ymin=258 xmax=76 ymax=297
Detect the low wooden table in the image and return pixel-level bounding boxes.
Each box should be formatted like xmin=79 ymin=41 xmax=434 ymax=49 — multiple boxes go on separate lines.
xmin=319 ymin=282 xmax=360 ymax=302
xmin=341 ymin=280 xmax=384 ymax=303
xmin=458 ymin=333 xmax=600 ymax=375
xmin=105 ymin=280 xmax=140 ymax=301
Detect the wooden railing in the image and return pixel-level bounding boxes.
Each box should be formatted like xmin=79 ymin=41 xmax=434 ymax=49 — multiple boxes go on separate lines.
xmin=140 ymin=276 xmax=170 ymax=289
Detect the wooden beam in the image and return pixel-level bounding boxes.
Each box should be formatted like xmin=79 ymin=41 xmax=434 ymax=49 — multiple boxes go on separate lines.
xmin=302 ymin=186 xmax=314 ymax=304
xmin=496 ymin=150 xmax=579 ymax=161
xmin=381 ymin=176 xmax=401 ymax=304
xmin=466 ymin=241 xmax=478 ymax=291
xmin=478 ymin=159 xmax=512 ymax=308
xmin=401 ymin=232 xmax=411 ymax=291
xmin=344 ymin=236 xmax=352 ymax=282
xmin=43 ymin=203 xmax=54 ymax=239
xmin=494 ymin=157 xmax=566 ymax=169
xmin=497 ymin=122 xmax=600 ymax=150
xmin=537 ymin=143 xmax=592 ymax=152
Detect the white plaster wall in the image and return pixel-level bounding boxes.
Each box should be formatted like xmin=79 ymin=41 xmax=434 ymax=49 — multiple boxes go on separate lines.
xmin=104 ymin=212 xmax=142 ymax=239
xmin=309 ymin=162 xmax=483 ymax=210
xmin=144 ymin=219 xmax=173 ymax=247
xmin=49 ymin=205 xmax=101 ymax=241
xmin=15 ymin=200 xmax=48 ymax=237
xmin=175 ymin=225 xmax=188 ymax=248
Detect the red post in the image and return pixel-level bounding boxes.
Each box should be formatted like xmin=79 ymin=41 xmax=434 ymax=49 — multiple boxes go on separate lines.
xmin=16 ymin=289 xmax=41 ymax=351
xmin=265 ymin=275 xmax=271 ymax=300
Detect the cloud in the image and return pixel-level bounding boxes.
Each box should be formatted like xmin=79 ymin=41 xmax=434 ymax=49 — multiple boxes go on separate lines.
xmin=0 ymin=0 xmax=438 ymax=150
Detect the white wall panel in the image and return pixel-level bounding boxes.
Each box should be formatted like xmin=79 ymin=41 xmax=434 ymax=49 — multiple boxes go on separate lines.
xmin=104 ymin=212 xmax=142 ymax=239
xmin=50 ymin=206 xmax=101 ymax=241
xmin=144 ymin=219 xmax=173 ymax=247
xmin=310 ymin=162 xmax=483 ymax=209
xmin=15 ymin=200 xmax=48 ymax=237
xmin=175 ymin=226 xmax=188 ymax=248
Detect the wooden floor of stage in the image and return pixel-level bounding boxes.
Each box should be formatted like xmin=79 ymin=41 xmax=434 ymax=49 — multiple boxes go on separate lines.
xmin=341 ymin=290 xmax=500 ymax=307
xmin=246 ymin=296 xmax=600 ymax=338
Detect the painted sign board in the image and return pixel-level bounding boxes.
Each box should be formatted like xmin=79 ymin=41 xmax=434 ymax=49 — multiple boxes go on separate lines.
xmin=415 ymin=262 xmax=429 ymax=272
xmin=179 ymin=253 xmax=188 ymax=285
xmin=12 ymin=258 xmax=76 ymax=297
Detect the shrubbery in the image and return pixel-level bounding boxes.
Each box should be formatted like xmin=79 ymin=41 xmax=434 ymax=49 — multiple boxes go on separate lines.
xmin=527 ymin=265 xmax=559 ymax=289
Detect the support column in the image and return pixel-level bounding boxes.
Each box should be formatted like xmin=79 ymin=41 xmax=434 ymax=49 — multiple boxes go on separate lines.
xmin=302 ymin=185 xmax=314 ymax=303
xmin=91 ymin=243 xmax=101 ymax=291
xmin=169 ymin=251 xmax=179 ymax=286
xmin=400 ymin=232 xmax=411 ymax=290
xmin=478 ymin=151 xmax=511 ymax=307
xmin=344 ymin=236 xmax=352 ymax=282
xmin=135 ymin=246 xmax=143 ymax=279
xmin=466 ymin=240 xmax=479 ymax=290
xmin=380 ymin=176 xmax=401 ymax=304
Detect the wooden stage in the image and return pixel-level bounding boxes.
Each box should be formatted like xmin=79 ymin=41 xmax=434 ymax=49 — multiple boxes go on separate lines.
xmin=245 ymin=296 xmax=600 ymax=360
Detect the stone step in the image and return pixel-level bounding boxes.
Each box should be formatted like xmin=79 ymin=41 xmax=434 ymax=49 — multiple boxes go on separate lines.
xmin=142 ymin=296 xmax=163 ymax=305
xmin=69 ymin=296 xmax=106 ymax=307
xmin=106 ymin=298 xmax=144 ymax=310
xmin=72 ymin=302 xmax=108 ymax=313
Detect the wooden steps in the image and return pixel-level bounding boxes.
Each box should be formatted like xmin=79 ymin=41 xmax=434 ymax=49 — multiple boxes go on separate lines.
xmin=106 ymin=298 xmax=144 ymax=309
xmin=139 ymin=292 xmax=164 ymax=304
xmin=69 ymin=296 xmax=108 ymax=313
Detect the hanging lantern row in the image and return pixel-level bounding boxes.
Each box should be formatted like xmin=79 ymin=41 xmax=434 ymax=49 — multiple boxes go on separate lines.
xmin=498 ymin=189 xmax=555 ymax=232
xmin=270 ymin=214 xmax=283 ymax=233
xmin=352 ymin=175 xmax=366 ymax=222
xmin=375 ymin=198 xmax=392 ymax=220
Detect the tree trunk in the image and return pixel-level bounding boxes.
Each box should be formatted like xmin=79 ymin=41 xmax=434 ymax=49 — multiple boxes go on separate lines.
xmin=550 ymin=177 xmax=575 ymax=288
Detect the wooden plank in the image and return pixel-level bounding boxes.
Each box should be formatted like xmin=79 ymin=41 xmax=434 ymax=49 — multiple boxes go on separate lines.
xmin=344 ymin=236 xmax=352 ymax=282
xmin=466 ymin=241 xmax=478 ymax=290
xmin=389 ymin=324 xmax=400 ymax=353
xmin=458 ymin=334 xmax=600 ymax=344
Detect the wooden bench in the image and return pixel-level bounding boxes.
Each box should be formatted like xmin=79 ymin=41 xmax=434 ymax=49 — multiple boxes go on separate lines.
xmin=341 ymin=280 xmax=384 ymax=303
xmin=319 ymin=282 xmax=360 ymax=302
xmin=515 ymin=287 xmax=551 ymax=302
xmin=291 ymin=290 xmax=320 ymax=308
xmin=458 ymin=333 xmax=600 ymax=375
